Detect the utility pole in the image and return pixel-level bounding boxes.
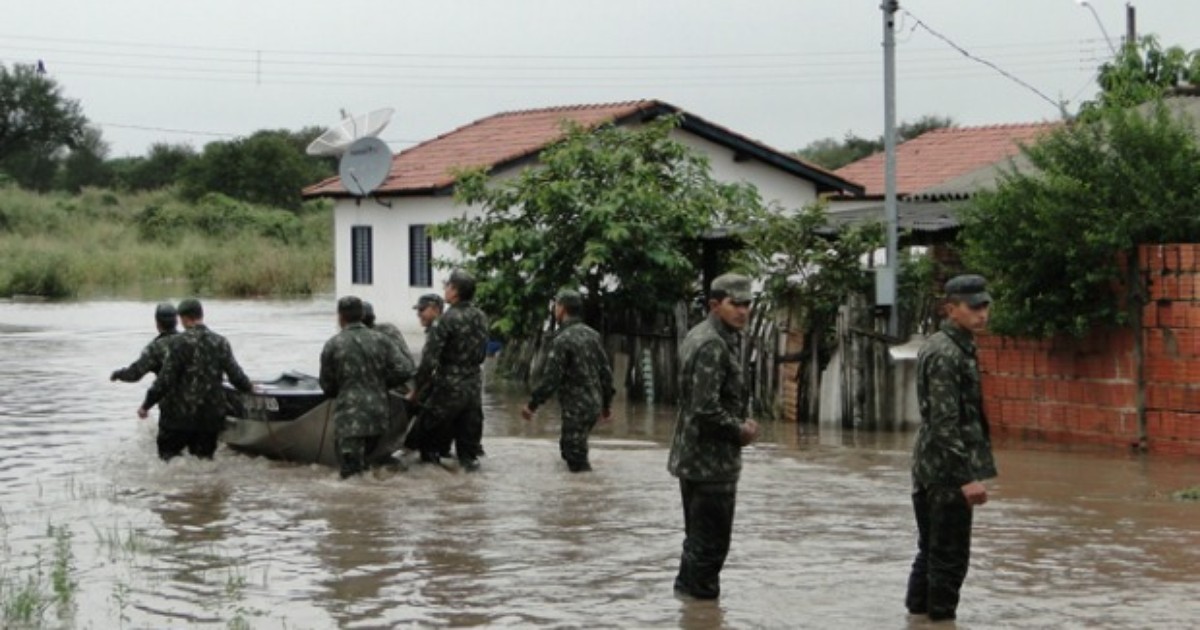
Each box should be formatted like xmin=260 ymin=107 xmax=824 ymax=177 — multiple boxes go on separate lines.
xmin=1125 ymin=3 xmax=1136 ymax=50
xmin=880 ymin=0 xmax=900 ymax=338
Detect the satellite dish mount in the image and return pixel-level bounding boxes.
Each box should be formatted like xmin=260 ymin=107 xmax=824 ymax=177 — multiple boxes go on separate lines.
xmin=307 ymin=107 xmax=396 ymax=203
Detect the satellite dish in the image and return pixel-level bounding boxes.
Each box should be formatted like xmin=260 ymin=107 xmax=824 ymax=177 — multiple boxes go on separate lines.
xmin=338 ymin=137 xmax=393 ymax=196
xmin=306 ymin=107 xmax=395 ymax=156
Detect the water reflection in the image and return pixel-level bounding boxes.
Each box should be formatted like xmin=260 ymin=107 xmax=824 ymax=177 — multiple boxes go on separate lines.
xmin=0 ymin=299 xmax=1198 ymax=629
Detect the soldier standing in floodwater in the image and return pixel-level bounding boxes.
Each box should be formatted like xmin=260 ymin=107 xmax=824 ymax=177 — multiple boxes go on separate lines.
xmin=403 ymin=292 xmax=445 ymax=457
xmin=320 ymin=296 xmax=414 ymax=479
xmin=363 ymin=301 xmax=416 ymax=377
xmin=413 ymin=270 xmax=488 ymax=471
xmin=668 ymin=273 xmax=760 ymax=600
xmin=905 ymin=274 xmax=998 ymax=623
xmin=110 ymin=303 xmax=178 ymax=384
xmin=521 ymin=289 xmax=615 ymax=472
xmin=139 ymin=298 xmax=254 ymax=461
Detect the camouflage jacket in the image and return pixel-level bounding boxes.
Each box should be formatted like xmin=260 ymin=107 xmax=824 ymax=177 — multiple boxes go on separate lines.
xmin=144 ymin=324 xmax=253 ymax=432
xmin=912 ymin=321 xmax=998 ymax=489
xmin=320 ymin=322 xmax=414 ymax=439
xmin=112 ymin=331 xmax=177 ymax=382
xmin=374 ymin=322 xmax=415 ymax=394
xmin=668 ymin=313 xmax=748 ymax=483
xmin=414 ymin=300 xmax=488 ymax=398
xmin=528 ymin=317 xmax=615 ymax=419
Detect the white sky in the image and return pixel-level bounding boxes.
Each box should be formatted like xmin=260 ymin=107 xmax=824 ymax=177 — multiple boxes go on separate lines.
xmin=4 ymin=0 xmax=1198 ymax=158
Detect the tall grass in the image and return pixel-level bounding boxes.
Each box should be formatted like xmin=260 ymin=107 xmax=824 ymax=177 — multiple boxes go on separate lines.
xmin=0 ymin=185 xmax=332 ymax=299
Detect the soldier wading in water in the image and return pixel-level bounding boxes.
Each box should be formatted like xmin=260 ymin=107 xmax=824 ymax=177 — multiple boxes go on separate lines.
xmin=905 ymin=274 xmax=998 ymax=622
xmin=668 ymin=273 xmax=760 ymax=600
xmin=521 ymin=288 xmax=615 ymax=472
xmin=320 ymin=296 xmax=415 ymax=479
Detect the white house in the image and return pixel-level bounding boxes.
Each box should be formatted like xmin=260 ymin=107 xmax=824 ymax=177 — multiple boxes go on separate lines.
xmin=302 ymin=99 xmax=863 ymax=332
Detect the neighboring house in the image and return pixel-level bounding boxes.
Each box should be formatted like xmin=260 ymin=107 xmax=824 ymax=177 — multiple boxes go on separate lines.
xmin=828 ymin=122 xmax=1060 ymax=244
xmin=302 ymin=99 xmax=862 ymax=331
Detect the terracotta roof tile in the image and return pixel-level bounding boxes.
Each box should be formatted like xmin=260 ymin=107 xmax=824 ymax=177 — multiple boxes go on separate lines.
xmin=833 ymin=122 xmax=1061 ymax=197
xmin=303 ymin=99 xmax=860 ymax=198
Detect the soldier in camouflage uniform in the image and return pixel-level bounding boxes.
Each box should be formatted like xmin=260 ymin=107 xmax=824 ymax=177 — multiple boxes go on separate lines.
xmin=139 ymin=298 xmax=254 ymax=461
xmin=403 ymin=293 xmax=445 ymax=456
xmin=413 ymin=270 xmax=489 ymax=471
xmin=320 ymin=296 xmax=415 ymax=479
xmin=363 ymin=301 xmax=416 ymax=373
xmin=668 ymin=273 xmax=760 ymax=600
xmin=905 ymin=274 xmax=998 ymax=622
xmin=111 ymin=302 xmax=178 ymax=383
xmin=521 ymin=289 xmax=615 ymax=472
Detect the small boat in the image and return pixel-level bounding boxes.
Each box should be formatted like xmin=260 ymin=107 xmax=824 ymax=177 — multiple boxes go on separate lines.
xmin=221 ymin=371 xmax=411 ymax=467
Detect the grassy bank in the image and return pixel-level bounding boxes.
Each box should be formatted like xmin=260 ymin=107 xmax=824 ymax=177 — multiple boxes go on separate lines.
xmin=0 ymin=186 xmax=332 ymax=298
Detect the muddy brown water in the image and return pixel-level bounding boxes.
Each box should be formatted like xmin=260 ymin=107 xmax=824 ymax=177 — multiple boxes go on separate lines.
xmin=1 ymin=299 xmax=1197 ymax=629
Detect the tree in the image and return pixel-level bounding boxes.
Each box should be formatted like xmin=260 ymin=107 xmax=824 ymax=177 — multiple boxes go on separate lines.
xmin=1079 ymin=36 xmax=1200 ymax=119
xmin=0 ymin=63 xmax=87 ymax=190
xmin=436 ymin=115 xmax=764 ymax=339
xmin=960 ymin=102 xmax=1200 ymax=338
xmin=743 ymin=203 xmax=883 ymax=421
xmin=57 ymin=124 xmax=113 ymax=192
xmin=795 ymin=115 xmax=956 ymax=169
xmin=178 ymin=129 xmax=334 ymax=211
xmin=110 ymin=142 xmax=197 ymax=191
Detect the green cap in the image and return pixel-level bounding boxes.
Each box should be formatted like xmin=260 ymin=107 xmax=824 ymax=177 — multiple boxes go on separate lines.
xmin=710 ymin=273 xmax=752 ymax=303
xmin=944 ymin=274 xmax=991 ymax=307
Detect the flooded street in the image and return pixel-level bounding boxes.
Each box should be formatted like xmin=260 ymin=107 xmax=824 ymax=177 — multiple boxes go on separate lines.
xmin=1 ymin=299 xmax=1198 ymax=629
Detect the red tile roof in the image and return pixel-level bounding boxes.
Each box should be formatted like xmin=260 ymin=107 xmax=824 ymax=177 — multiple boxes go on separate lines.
xmin=833 ymin=122 xmax=1060 ymax=197
xmin=303 ymin=99 xmax=861 ymax=198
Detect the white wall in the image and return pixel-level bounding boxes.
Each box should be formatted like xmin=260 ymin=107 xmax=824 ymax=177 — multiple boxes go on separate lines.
xmin=670 ymin=130 xmax=820 ymax=210
xmin=333 ymin=195 xmax=472 ymax=332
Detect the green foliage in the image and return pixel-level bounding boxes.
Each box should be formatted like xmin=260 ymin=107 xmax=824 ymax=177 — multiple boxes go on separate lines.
xmin=437 ymin=115 xmax=764 ymax=338
xmin=0 ymin=63 xmax=88 ymax=191
xmin=795 ymin=115 xmax=956 ymax=169
xmin=178 ymin=128 xmax=334 ymax=211
xmin=110 ymin=142 xmax=197 ymax=192
xmin=1079 ymin=36 xmax=1200 ymax=119
xmin=744 ymin=202 xmax=883 ymax=333
xmin=1173 ymin=485 xmax=1200 ymax=501
xmin=961 ymin=103 xmax=1200 ymax=338
xmin=0 ymin=186 xmax=332 ymax=298
xmin=57 ymin=125 xmax=113 ymax=193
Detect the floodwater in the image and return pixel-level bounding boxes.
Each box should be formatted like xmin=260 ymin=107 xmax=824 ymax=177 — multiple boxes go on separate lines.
xmin=1 ymin=299 xmax=1197 ymax=630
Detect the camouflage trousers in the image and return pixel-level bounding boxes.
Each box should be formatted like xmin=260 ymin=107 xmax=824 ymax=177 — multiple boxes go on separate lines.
xmin=559 ymin=410 xmax=599 ymax=469
xmin=413 ymin=393 xmax=483 ymax=462
xmin=674 ymin=479 xmax=738 ymax=599
xmin=905 ymin=484 xmax=974 ymax=620
xmin=337 ymin=435 xmax=381 ymax=479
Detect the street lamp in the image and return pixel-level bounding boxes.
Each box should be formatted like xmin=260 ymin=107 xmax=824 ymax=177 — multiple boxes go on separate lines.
xmin=1076 ymin=0 xmax=1118 ymax=55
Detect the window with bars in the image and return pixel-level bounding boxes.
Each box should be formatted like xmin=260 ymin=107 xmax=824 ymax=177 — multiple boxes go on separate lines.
xmin=410 ymin=225 xmax=433 ymax=287
xmin=351 ymin=225 xmax=373 ymax=285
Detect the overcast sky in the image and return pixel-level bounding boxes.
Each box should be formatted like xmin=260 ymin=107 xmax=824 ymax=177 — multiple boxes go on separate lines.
xmin=5 ymin=0 xmax=1199 ymax=158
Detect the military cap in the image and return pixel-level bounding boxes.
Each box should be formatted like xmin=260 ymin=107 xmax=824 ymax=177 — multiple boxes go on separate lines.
xmin=554 ymin=288 xmax=583 ymax=312
xmin=412 ymin=293 xmax=445 ymax=310
xmin=154 ymin=302 xmax=178 ymax=324
xmin=362 ymin=300 xmax=376 ymax=326
xmin=944 ymin=274 xmax=992 ymax=307
xmin=176 ymin=297 xmax=203 ymax=318
xmin=710 ymin=273 xmax=753 ymax=303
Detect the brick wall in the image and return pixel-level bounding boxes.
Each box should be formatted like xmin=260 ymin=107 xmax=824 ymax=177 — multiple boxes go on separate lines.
xmin=978 ymin=243 xmax=1200 ymax=456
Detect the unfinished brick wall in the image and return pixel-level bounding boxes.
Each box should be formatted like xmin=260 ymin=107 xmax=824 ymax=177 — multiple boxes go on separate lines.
xmin=978 ymin=244 xmax=1200 ymax=455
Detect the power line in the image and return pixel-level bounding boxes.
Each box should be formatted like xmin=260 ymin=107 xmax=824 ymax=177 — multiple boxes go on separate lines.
xmin=901 ymin=9 xmax=1064 ymax=112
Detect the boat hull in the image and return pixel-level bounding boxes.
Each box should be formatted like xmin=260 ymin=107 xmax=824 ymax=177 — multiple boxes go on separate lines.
xmin=221 ymin=372 xmax=411 ymax=467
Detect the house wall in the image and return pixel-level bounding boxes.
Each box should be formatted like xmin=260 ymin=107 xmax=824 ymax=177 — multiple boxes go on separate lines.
xmin=670 ymin=130 xmax=819 ymax=209
xmin=979 ymin=243 xmax=1200 ymax=456
xmin=333 ymin=195 xmax=469 ymax=331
